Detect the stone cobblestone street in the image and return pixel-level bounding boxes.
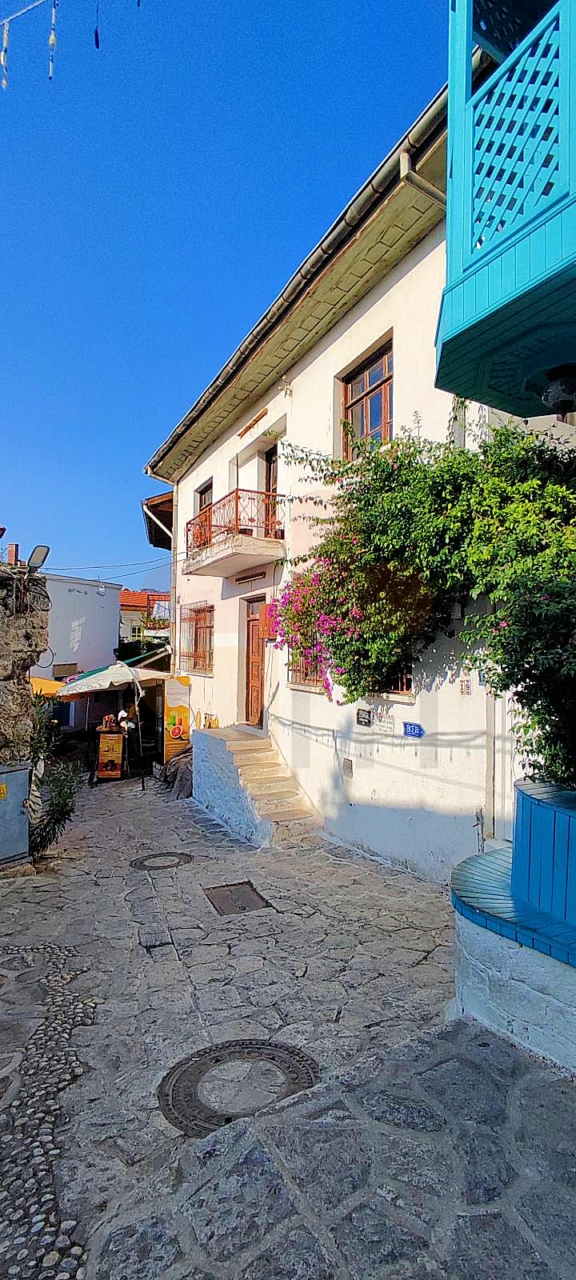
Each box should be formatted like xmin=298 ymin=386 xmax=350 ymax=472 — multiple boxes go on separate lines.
xmin=1 ymin=780 xmax=575 ymax=1278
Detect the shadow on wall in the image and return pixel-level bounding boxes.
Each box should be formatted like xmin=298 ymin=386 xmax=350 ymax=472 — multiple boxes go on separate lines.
xmin=270 ymin=710 xmax=490 ymax=884
xmin=317 ymin=767 xmax=483 ymax=885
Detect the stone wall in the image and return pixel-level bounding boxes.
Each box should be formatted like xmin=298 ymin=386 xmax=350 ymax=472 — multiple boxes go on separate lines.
xmin=0 ymin=573 xmax=49 ymax=765
xmin=455 ymin=912 xmax=576 ymax=1073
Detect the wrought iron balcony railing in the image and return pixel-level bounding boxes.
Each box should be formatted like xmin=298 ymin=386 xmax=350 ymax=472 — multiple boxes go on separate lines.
xmin=186 ymin=489 xmax=286 ymax=558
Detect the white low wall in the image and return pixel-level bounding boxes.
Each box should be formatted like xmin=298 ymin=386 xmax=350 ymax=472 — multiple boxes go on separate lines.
xmin=455 ymin=913 xmax=576 ymax=1073
xmin=192 ymin=730 xmax=273 ymax=847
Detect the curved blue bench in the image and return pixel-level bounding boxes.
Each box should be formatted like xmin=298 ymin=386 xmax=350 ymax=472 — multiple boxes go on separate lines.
xmin=452 ymin=779 xmax=576 ymax=968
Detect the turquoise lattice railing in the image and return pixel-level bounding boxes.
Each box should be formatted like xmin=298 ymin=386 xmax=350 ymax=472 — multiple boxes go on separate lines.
xmin=471 ymin=8 xmax=561 ymax=255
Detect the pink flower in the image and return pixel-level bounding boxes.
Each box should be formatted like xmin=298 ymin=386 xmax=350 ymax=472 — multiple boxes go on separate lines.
xmin=499 ymin=621 xmax=508 ymax=629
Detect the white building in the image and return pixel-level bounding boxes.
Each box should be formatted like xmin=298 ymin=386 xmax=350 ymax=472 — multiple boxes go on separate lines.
xmin=145 ymin=89 xmax=524 ymax=884
xmin=31 ymin=574 xmax=122 ymax=680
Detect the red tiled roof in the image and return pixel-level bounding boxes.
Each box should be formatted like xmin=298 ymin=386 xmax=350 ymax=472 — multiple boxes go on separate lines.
xmin=120 ymin=589 xmax=170 ymax=609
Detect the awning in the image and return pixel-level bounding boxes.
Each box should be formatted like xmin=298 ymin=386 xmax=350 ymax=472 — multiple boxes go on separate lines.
xmin=57 ymin=662 xmax=169 ymax=700
xmin=30 ymin=677 xmax=62 ymax=697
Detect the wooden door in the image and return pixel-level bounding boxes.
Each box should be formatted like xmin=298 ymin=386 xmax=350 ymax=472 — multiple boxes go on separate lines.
xmin=246 ymin=600 xmax=265 ymax=726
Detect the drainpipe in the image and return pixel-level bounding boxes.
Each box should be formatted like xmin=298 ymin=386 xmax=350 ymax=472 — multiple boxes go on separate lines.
xmin=170 ymin=485 xmax=179 ymax=673
xmin=485 ymin=688 xmax=496 ymax=841
xmin=399 ymin=151 xmax=447 ymax=209
xmin=484 ymin=600 xmax=496 ymax=841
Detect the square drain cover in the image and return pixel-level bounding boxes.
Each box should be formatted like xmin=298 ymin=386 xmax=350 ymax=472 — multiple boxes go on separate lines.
xmin=204 ymin=881 xmax=271 ymax=916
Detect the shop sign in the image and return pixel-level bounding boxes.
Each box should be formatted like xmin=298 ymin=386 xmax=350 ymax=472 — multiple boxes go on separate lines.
xmin=374 ymin=713 xmax=395 ymax=736
xmin=164 ymin=676 xmax=191 ymax=764
xmin=356 ymin=708 xmax=373 ymax=727
xmin=97 ymin=733 xmax=123 ymax=780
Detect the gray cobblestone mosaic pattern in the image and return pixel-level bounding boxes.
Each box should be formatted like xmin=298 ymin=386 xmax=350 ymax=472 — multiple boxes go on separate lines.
xmin=0 ymin=779 xmax=575 ymax=1278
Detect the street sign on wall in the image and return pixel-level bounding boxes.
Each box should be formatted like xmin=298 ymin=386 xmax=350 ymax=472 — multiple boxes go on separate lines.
xmin=403 ymin=722 xmax=426 ymax=740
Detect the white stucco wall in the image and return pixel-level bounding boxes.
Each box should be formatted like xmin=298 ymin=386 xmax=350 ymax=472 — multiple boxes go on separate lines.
xmin=31 ymin=575 xmax=121 ymax=678
xmin=171 ymin=224 xmax=514 ymax=882
xmin=455 ymin=913 xmax=576 ymax=1073
xmin=192 ymin=730 xmax=273 ymax=846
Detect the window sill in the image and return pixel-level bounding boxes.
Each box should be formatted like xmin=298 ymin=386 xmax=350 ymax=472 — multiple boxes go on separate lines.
xmin=374 ymin=693 xmax=416 ymax=706
xmin=288 ymin=682 xmax=324 ymax=696
xmin=178 ymin=669 xmax=214 ymax=679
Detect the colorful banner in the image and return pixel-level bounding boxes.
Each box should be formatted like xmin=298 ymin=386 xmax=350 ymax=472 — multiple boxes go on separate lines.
xmin=97 ymin=733 xmax=123 ymax=780
xmin=164 ymin=676 xmax=190 ymax=763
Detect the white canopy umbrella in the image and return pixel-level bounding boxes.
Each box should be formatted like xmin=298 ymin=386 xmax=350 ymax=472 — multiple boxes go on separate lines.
xmin=56 ymin=663 xmax=167 ymax=699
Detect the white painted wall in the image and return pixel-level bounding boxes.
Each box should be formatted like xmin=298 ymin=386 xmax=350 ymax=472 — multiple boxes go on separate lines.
xmin=31 ymin=575 xmax=121 ymax=678
xmin=171 ymin=224 xmax=515 ymax=882
xmin=120 ymin=608 xmax=143 ymax=642
xmin=455 ymin=913 xmax=576 ymax=1073
xmin=192 ymin=730 xmax=273 ymax=845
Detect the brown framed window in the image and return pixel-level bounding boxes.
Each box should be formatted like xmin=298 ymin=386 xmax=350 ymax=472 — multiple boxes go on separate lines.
xmin=384 ymin=665 xmax=412 ymax=695
xmin=180 ymin=603 xmax=214 ymax=674
xmin=197 ymin=481 xmax=213 ymax=511
xmin=343 ymin=343 xmax=393 ymax=455
xmin=288 ymin=646 xmax=323 ymax=689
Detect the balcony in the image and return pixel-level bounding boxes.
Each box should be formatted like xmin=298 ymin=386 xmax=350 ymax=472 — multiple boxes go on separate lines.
xmin=436 ymin=0 xmax=576 ymax=418
xmin=184 ymin=489 xmax=286 ymax=577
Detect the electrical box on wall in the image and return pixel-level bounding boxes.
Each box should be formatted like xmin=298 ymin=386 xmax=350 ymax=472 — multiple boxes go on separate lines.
xmin=0 ymin=764 xmax=30 ymax=865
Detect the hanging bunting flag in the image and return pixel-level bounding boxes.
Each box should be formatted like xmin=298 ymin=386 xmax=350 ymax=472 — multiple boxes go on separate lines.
xmin=47 ymin=0 xmax=57 ymax=80
xmin=1 ymin=21 xmax=8 ymax=90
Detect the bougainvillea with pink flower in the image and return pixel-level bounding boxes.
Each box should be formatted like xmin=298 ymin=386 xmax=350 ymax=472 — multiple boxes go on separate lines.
xmin=275 ymin=423 xmax=576 ymax=785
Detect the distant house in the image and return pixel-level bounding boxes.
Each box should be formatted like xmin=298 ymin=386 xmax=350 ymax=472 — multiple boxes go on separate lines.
xmin=119 ymin=589 xmax=171 ymax=647
xmin=30 ymin=574 xmax=121 ymax=680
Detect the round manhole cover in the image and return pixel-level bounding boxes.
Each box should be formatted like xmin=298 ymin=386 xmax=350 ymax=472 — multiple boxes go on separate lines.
xmin=130 ymin=852 xmax=193 ymax=871
xmin=157 ymin=1040 xmax=320 ymax=1137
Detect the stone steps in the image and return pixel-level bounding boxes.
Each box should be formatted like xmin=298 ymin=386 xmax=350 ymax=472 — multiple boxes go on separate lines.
xmin=238 ymin=762 xmax=292 ymax=782
xmin=211 ymin=728 xmax=320 ymax=839
xmin=248 ymin=778 xmax=300 ymax=798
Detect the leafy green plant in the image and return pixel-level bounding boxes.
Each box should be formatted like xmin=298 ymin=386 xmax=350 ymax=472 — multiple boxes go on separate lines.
xmin=29 ymin=761 xmax=82 ymax=857
xmin=274 ymin=423 xmax=576 ymax=786
xmin=28 ymin=694 xmax=81 ymax=857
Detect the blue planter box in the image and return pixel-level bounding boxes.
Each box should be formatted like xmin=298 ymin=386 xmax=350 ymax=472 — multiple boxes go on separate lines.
xmin=452 ymin=779 xmax=576 ymax=967
xmin=436 ymin=0 xmax=576 ymax=416
xmin=512 ymin=779 xmax=576 ymax=922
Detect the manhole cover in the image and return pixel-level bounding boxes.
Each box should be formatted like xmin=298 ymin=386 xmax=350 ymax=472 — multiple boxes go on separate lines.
xmin=157 ymin=1040 xmax=320 ymax=1137
xmin=204 ymin=881 xmax=270 ymax=915
xmin=130 ymin=852 xmax=193 ymax=871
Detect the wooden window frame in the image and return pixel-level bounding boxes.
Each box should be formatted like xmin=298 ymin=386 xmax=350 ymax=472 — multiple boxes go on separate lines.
xmin=383 ymin=664 xmax=413 ymax=696
xmin=197 ymin=481 xmax=213 ymax=510
xmin=180 ymin=603 xmax=214 ymax=674
xmin=287 ymin=646 xmax=323 ymax=690
xmin=342 ymin=342 xmax=393 ymax=457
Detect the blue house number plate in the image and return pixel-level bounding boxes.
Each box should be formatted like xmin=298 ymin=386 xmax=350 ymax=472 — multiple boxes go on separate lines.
xmin=403 ymin=722 xmax=426 ymax=740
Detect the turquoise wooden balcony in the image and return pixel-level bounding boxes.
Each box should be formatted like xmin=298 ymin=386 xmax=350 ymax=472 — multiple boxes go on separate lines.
xmin=436 ymin=0 xmax=576 ymax=418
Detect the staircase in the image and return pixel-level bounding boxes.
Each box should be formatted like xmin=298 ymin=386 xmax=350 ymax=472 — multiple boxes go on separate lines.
xmin=215 ymin=729 xmax=319 ymax=831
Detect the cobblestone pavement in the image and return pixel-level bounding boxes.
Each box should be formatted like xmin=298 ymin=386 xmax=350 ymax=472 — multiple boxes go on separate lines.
xmin=0 ymin=780 xmax=575 ymax=1278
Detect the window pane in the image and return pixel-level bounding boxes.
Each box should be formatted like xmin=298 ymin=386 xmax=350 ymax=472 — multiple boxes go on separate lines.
xmin=350 ymin=374 xmax=365 ymax=400
xmin=369 ymin=430 xmax=382 ymax=450
xmin=369 ymin=391 xmax=383 ymax=431
xmin=386 ymin=351 xmax=393 ymax=375
xmin=368 ymin=359 xmax=384 ymax=387
xmin=387 ymin=382 xmax=393 ymax=427
xmin=351 ymin=402 xmax=365 ymax=438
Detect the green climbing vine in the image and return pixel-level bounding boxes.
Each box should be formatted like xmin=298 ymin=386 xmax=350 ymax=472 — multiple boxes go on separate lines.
xmin=271 ymin=423 xmax=576 ymax=787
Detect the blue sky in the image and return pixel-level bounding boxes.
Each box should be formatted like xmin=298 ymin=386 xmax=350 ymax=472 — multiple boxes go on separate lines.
xmin=1 ymin=0 xmax=448 ymax=590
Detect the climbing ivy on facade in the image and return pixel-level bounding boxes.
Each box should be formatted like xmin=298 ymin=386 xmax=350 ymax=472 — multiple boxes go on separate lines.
xmin=271 ymin=424 xmax=576 ymax=787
